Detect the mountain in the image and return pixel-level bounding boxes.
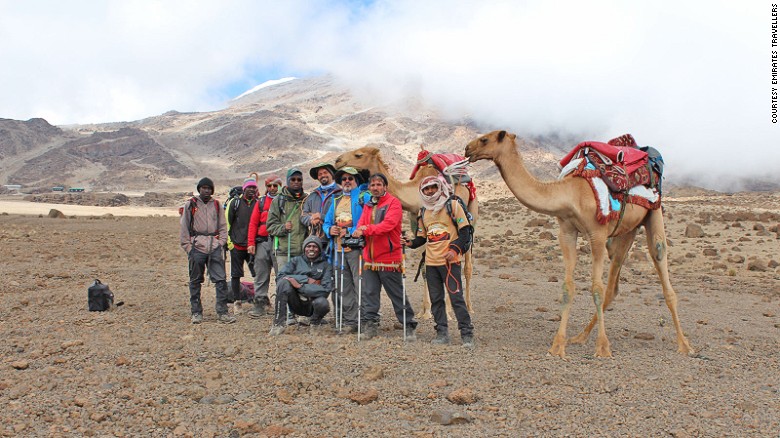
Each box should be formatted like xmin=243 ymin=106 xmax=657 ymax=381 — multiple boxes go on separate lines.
xmin=1 ymin=76 xmax=778 ymax=194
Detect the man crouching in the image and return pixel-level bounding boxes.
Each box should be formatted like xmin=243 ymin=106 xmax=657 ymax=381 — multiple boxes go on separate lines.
xmin=269 ymin=236 xmax=333 ymax=335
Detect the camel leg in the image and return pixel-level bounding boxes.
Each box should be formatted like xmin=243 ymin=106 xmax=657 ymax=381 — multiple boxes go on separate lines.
xmin=588 ymin=234 xmax=612 ymax=358
xmin=549 ymin=221 xmax=578 ymax=358
xmin=645 ymin=209 xmax=694 ymax=355
xmin=569 ymin=230 xmax=635 ymax=345
xmin=415 ymin=265 xmax=433 ymax=320
xmin=464 ymin=252 xmax=473 ymax=313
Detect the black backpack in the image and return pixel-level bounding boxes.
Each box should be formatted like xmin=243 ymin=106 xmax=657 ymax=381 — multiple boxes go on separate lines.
xmin=419 ymin=196 xmax=474 ymax=252
xmin=88 ymin=279 xmax=114 ymax=311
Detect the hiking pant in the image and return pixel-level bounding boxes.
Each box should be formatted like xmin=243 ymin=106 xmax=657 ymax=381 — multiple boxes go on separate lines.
xmin=273 ymin=279 xmax=329 ymax=326
xmin=333 ymin=249 xmax=360 ymax=328
xmin=360 ymin=268 xmax=417 ymax=329
xmin=252 ymin=238 xmax=277 ymax=301
xmin=229 ymin=247 xmax=253 ymax=302
xmin=188 ymin=247 xmax=229 ymax=315
xmin=426 ymin=263 xmax=473 ymax=337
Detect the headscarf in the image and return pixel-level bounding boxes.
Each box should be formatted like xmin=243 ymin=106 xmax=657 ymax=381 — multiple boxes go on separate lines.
xmin=419 ymin=175 xmax=451 ymax=213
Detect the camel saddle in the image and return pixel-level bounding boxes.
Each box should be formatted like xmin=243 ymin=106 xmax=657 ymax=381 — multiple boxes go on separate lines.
xmin=411 ymin=149 xmax=477 ymax=201
xmin=559 ymin=135 xmax=651 ymax=193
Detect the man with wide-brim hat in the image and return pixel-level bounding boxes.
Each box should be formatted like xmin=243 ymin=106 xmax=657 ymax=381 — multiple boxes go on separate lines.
xmin=322 ymin=166 xmax=371 ymax=333
xmin=302 ymin=162 xmax=341 ymax=239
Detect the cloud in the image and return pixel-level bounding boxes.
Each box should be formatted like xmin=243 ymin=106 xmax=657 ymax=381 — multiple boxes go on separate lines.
xmin=0 ymin=0 xmax=776 ymax=189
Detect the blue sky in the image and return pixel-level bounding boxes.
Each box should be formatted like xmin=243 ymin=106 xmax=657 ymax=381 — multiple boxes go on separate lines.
xmin=0 ymin=0 xmax=777 ymax=187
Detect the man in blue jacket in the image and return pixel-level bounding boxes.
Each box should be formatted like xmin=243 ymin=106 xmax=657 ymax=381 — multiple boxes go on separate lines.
xmin=322 ymin=167 xmax=370 ymax=333
xmin=269 ymin=235 xmax=334 ymax=335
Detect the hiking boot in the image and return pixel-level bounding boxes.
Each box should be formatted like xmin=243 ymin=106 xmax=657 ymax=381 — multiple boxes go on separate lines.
xmin=248 ymin=297 xmax=271 ymax=318
xmin=339 ymin=325 xmax=358 ymax=335
xmin=404 ymin=326 xmax=417 ymax=342
xmin=297 ymin=316 xmax=311 ymax=326
xmin=217 ymin=313 xmax=237 ymax=324
xmin=431 ymin=332 xmax=450 ymax=345
xmin=269 ymin=325 xmax=286 ymax=336
xmin=362 ymin=322 xmax=379 ymax=340
xmin=191 ymin=313 xmax=203 ymax=324
xmin=461 ymin=335 xmax=475 ymax=349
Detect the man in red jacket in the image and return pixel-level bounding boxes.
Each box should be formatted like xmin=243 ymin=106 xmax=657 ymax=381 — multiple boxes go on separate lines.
xmin=247 ymin=174 xmax=282 ymax=317
xmin=352 ymin=173 xmax=417 ymax=341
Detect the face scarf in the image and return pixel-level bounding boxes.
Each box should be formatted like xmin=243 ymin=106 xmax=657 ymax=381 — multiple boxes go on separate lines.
xmin=419 ymin=175 xmax=451 ymax=213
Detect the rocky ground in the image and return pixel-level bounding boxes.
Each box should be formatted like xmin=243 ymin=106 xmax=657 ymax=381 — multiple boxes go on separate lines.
xmin=0 ymin=191 xmax=779 ymax=437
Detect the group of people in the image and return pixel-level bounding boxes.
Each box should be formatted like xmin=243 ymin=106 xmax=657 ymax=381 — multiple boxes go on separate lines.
xmin=178 ymin=163 xmax=474 ymax=347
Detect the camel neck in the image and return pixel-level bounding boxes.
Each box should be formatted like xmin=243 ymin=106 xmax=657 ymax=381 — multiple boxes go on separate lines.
xmin=494 ymin=145 xmax=565 ymax=217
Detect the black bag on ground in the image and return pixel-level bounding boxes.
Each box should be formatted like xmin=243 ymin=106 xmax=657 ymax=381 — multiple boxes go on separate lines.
xmin=88 ymin=279 xmax=114 ymax=311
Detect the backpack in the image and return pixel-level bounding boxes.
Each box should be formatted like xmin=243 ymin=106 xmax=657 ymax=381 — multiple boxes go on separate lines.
xmin=419 ymin=196 xmax=474 ymax=253
xmin=225 ymin=186 xmax=243 ymax=209
xmin=88 ymin=279 xmax=114 ymax=311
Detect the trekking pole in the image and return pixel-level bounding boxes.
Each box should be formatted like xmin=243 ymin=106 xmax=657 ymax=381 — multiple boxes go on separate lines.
xmin=332 ymin=239 xmax=340 ymax=332
xmin=357 ymin=252 xmax=363 ymax=342
xmin=286 ymin=227 xmax=293 ymax=324
xmin=402 ymin=242 xmax=407 ymax=342
xmin=339 ymin=245 xmax=345 ymax=333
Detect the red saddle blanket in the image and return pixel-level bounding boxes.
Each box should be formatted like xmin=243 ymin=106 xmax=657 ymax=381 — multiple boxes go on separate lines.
xmin=411 ymin=149 xmax=476 ymax=202
xmin=560 ymin=138 xmax=650 ymax=192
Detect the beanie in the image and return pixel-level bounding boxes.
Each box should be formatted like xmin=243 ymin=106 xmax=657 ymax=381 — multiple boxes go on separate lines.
xmin=264 ymin=174 xmax=283 ymax=186
xmin=196 ymin=177 xmax=214 ymax=190
xmin=242 ymin=177 xmax=258 ymax=190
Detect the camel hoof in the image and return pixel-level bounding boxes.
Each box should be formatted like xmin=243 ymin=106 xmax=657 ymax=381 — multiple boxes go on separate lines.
xmin=678 ymin=342 xmax=695 ymax=355
xmin=568 ymin=333 xmax=589 ymax=345
xmin=548 ymin=344 xmax=567 ymax=359
xmin=415 ymin=311 xmax=432 ymax=321
xmin=594 ymin=346 xmax=613 ymax=358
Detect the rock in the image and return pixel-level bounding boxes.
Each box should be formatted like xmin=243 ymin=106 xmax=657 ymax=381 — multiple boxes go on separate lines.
xmin=73 ymin=397 xmax=88 ymax=407
xmin=261 ymin=425 xmax=296 ymax=436
xmin=277 ymin=388 xmax=294 ymax=404
xmin=447 ymin=387 xmax=479 ymax=405
xmin=233 ymin=420 xmax=262 ymax=434
xmin=363 ymin=365 xmax=384 ymax=381
xmin=538 ymin=231 xmax=555 ymax=240
xmin=429 ymin=379 xmax=449 ymax=388
xmin=684 ymin=224 xmax=704 ymax=238
xmin=727 ymin=255 xmax=745 ymax=263
xmin=634 ymin=333 xmax=655 ymax=341
xmin=172 ymin=425 xmax=189 ymax=436
xmin=498 ymin=273 xmax=511 ymax=280
xmin=547 ymin=276 xmax=558 ymax=282
xmin=535 ymin=307 xmax=549 ymax=312
xmin=11 ymin=360 xmax=29 ymax=370
xmin=214 ymin=394 xmax=235 ymax=404
xmin=61 ymin=339 xmax=84 ymax=349
xmin=768 ymin=260 xmax=779 ymax=269
xmin=702 ymin=248 xmax=718 ymax=257
xmin=748 ymin=260 xmax=768 ymax=272
xmin=349 ymin=388 xmax=379 ymax=405
xmin=48 ymin=209 xmax=66 ymax=219
xmin=431 ymin=410 xmax=473 ymax=425
xmin=526 ymin=218 xmax=549 ymax=227
xmin=115 ymin=356 xmax=130 ymax=366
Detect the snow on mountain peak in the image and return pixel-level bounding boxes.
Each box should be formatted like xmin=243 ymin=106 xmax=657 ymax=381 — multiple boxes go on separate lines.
xmin=233 ymin=77 xmax=297 ymax=100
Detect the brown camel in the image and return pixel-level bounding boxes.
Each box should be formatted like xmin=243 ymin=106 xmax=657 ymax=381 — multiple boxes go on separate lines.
xmin=464 ymin=130 xmax=693 ymax=358
xmin=333 ymin=146 xmax=478 ymax=319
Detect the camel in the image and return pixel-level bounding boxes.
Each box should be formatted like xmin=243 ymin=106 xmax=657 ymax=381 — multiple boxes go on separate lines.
xmin=333 ymin=146 xmax=478 ymax=319
xmin=464 ymin=130 xmax=693 ymax=358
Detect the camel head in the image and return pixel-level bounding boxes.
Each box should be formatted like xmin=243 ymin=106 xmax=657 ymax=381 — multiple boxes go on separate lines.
xmin=464 ymin=130 xmax=517 ymax=162
xmin=334 ymin=146 xmax=381 ymax=171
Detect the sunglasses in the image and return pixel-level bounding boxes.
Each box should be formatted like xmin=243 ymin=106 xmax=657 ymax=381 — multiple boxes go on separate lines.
xmin=266 ymin=183 xmax=279 ymax=188
xmin=340 ymin=176 xmax=355 ymax=182
xmin=289 ymin=177 xmax=303 ymax=182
